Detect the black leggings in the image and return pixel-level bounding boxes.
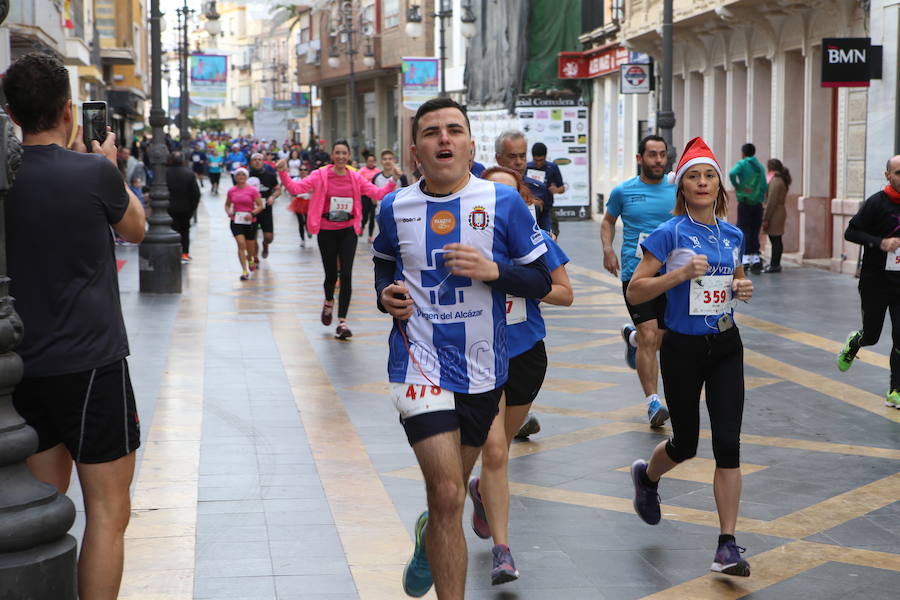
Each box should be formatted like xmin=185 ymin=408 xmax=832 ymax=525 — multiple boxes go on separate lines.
xmin=317 ymin=227 xmax=357 ymax=319
xmin=660 ymin=327 xmax=744 ymax=469
xmin=169 ymin=211 xmax=192 ymax=255
xmin=361 ymin=196 xmax=376 ymax=238
xmin=296 ymin=213 xmax=307 ymax=241
xmin=850 ymin=278 xmax=900 ymax=389
xmin=768 ymin=235 xmax=783 ymax=268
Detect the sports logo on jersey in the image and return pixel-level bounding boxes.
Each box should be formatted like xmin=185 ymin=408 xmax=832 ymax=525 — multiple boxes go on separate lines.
xmin=431 ymin=210 xmax=456 ymax=235
xmin=468 ymin=206 xmax=490 ymax=230
xmin=723 ymin=239 xmax=731 ymax=248
xmin=689 ymin=235 xmax=701 ymax=248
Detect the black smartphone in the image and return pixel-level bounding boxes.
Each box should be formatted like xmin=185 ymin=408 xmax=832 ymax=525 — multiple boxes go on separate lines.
xmin=82 ymin=101 xmax=108 ymax=148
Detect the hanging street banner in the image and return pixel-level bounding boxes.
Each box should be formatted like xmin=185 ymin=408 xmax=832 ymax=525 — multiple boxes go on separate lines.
xmin=253 ymin=110 xmax=288 ymax=143
xmin=190 ymin=54 xmax=228 ymax=106
xmin=401 ymin=57 xmax=440 ymax=110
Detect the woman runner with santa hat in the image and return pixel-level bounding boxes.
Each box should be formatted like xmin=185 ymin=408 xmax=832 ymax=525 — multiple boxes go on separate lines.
xmin=624 ymin=137 xmax=755 ymax=577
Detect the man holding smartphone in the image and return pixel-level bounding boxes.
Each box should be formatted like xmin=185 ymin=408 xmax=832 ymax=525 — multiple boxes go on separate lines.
xmin=3 ymin=52 xmax=146 ymax=600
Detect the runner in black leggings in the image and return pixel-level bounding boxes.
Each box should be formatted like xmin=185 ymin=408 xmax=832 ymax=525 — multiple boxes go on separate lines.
xmin=837 ymin=154 xmax=900 ymax=408
xmin=276 ymin=140 xmax=399 ymax=339
xmin=626 ymin=138 xmax=755 ymax=578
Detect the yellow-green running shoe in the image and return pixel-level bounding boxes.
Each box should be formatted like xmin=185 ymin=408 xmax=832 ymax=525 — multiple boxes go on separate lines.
xmin=837 ymin=331 xmax=862 ymax=372
xmin=886 ymin=390 xmax=900 ymax=409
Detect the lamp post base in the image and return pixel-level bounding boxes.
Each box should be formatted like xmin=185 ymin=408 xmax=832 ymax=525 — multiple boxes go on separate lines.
xmin=0 ymin=535 xmax=78 ymax=599
xmin=139 ymin=237 xmax=183 ymax=294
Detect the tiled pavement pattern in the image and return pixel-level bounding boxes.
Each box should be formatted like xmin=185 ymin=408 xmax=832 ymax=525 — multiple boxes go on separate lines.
xmin=60 ymin=184 xmax=899 ymax=599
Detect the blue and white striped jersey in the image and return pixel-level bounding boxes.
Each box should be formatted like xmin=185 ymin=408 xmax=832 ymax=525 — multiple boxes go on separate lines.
xmin=373 ymin=176 xmax=548 ymax=394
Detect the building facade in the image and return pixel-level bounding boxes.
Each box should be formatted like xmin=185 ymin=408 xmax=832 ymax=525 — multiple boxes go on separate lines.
xmin=612 ymin=0 xmax=870 ymax=273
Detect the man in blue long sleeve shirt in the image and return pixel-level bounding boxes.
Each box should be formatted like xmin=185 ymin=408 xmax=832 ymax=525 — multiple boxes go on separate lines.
xmin=494 ymin=130 xmax=555 ymax=235
xmin=372 ymin=97 xmax=550 ymax=599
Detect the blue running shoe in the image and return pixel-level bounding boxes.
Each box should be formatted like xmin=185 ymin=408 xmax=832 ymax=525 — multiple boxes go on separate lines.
xmin=647 ymin=395 xmax=670 ymax=428
xmin=711 ymin=539 xmax=751 ymax=577
xmin=490 ymin=544 xmax=519 ymax=585
xmin=630 ymin=459 xmax=661 ymax=525
xmin=468 ymin=477 xmax=491 ymax=539
xmin=622 ymin=324 xmax=637 ymax=370
xmin=403 ymin=511 xmax=433 ymax=597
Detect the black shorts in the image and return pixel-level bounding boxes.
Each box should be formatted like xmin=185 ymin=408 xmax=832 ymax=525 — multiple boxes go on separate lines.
xmin=13 ymin=359 xmax=140 ymax=464
xmin=209 ymin=172 xmax=221 ymax=184
xmin=256 ymin=204 xmax=274 ymax=233
xmin=401 ymin=386 xmax=502 ymax=447
xmin=504 ymin=340 xmax=548 ymax=406
xmin=230 ymin=222 xmax=255 ymax=238
xmin=622 ymin=278 xmax=667 ymax=328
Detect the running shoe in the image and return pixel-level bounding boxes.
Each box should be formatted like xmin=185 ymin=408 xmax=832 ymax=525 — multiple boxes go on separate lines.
xmin=763 ymin=264 xmax=782 ymax=273
xmin=630 ymin=459 xmax=661 ymax=525
xmin=402 ymin=511 xmax=432 ymax=597
xmin=248 ymin=258 xmax=257 ymax=272
xmin=300 ymin=240 xmax=306 ymax=248
xmin=468 ymin=477 xmax=491 ymax=539
xmin=180 ymin=253 xmax=192 ymax=264
xmin=490 ymin=544 xmax=519 ymax=585
xmin=647 ymin=395 xmax=670 ymax=428
xmin=262 ymin=243 xmax=269 ymax=259
xmin=837 ymin=331 xmax=862 ymax=372
xmin=750 ymin=262 xmax=762 ymax=275
xmin=335 ymin=323 xmax=352 ymax=340
xmin=239 ymin=271 xmax=250 ymax=281
xmin=321 ymin=302 xmax=334 ymax=326
xmin=710 ymin=539 xmax=750 ymax=577
xmin=514 ymin=414 xmax=541 ymax=440
xmin=621 ymin=324 xmax=637 ymax=370
xmin=886 ymin=390 xmax=900 ymax=409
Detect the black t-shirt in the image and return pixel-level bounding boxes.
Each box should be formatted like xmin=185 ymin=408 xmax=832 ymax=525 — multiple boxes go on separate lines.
xmin=249 ymin=166 xmax=279 ymax=199
xmin=7 ymin=144 xmax=130 ymax=377
xmin=845 ymin=189 xmax=900 ymax=282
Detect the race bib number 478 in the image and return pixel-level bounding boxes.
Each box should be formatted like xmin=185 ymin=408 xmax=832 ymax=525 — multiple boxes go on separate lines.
xmin=390 ymin=383 xmax=455 ymax=419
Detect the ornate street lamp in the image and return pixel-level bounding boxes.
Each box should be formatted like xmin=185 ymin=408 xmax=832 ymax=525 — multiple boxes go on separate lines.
xmin=140 ymin=0 xmax=183 ymax=293
xmin=0 ymin=2 xmax=78 ymax=597
xmin=406 ymin=1 xmax=477 ymax=96
xmin=327 ymin=0 xmax=376 ymax=162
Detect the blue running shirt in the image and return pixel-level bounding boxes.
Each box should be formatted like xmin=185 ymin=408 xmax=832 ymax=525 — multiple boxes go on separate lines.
xmin=506 ymin=231 xmax=569 ymax=358
xmin=606 ymin=177 xmax=676 ymax=281
xmin=373 ymin=176 xmax=548 ymax=393
xmin=640 ymin=215 xmax=745 ymax=336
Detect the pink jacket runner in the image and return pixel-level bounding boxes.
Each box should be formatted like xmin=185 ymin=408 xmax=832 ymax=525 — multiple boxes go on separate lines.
xmin=279 ymin=165 xmax=396 ymax=235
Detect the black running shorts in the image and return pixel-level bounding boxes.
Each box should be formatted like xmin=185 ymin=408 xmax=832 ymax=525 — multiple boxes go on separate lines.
xmin=622 ymin=278 xmax=667 ymax=328
xmin=230 ymin=222 xmax=255 ymax=238
xmin=504 ymin=340 xmax=548 ymax=406
xmin=255 ymin=204 xmax=274 ymax=233
xmin=13 ymin=359 xmax=140 ymax=464
xmin=401 ymin=386 xmax=502 ymax=447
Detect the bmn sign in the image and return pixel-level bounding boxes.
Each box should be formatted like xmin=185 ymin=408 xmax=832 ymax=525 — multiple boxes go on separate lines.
xmin=821 ymin=37 xmax=883 ymax=87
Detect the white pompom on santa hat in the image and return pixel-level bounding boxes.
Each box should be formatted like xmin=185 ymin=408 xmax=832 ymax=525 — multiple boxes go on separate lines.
xmin=666 ymin=137 xmax=724 ymax=187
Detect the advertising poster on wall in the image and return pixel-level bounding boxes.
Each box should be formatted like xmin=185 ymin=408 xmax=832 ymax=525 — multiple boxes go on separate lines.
xmin=514 ymin=96 xmax=590 ymax=219
xmin=189 ymin=54 xmax=227 ymax=106
xmin=401 ymin=57 xmax=440 ymax=110
xmin=468 ymin=97 xmax=591 ymax=220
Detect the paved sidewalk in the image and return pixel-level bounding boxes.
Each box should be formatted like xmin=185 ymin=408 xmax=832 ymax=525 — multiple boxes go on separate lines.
xmin=62 ymin=183 xmax=900 ymax=599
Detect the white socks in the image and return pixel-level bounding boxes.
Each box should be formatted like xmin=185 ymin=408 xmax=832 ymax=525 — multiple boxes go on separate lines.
xmin=629 ymin=330 xmax=638 ymax=347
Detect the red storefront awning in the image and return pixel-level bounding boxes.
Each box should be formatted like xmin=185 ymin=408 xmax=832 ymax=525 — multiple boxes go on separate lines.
xmin=558 ymin=44 xmax=630 ymax=79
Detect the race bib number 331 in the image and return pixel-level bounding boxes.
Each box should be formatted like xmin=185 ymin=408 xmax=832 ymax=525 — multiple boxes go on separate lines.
xmin=390 ymin=383 xmax=455 ymax=419
xmin=886 ymin=248 xmax=900 ymax=271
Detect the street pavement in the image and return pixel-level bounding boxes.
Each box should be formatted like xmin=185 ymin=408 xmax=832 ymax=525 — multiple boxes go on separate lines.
xmin=62 ymin=182 xmax=899 ymax=599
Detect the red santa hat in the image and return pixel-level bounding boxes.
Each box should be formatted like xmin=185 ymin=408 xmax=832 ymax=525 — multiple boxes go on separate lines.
xmin=667 ymin=137 xmax=724 ymax=187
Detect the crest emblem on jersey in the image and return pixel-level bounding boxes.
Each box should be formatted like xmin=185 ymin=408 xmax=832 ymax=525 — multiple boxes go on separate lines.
xmin=430 ymin=210 xmax=456 ymax=235
xmin=689 ymin=235 xmax=701 ymax=248
xmin=468 ymin=206 xmax=490 ymax=230
xmin=723 ymin=239 xmax=731 ymax=248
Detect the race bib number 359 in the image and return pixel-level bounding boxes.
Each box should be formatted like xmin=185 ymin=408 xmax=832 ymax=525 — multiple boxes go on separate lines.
xmin=689 ymin=275 xmax=733 ymax=315
xmin=390 ymin=383 xmax=455 ymax=419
